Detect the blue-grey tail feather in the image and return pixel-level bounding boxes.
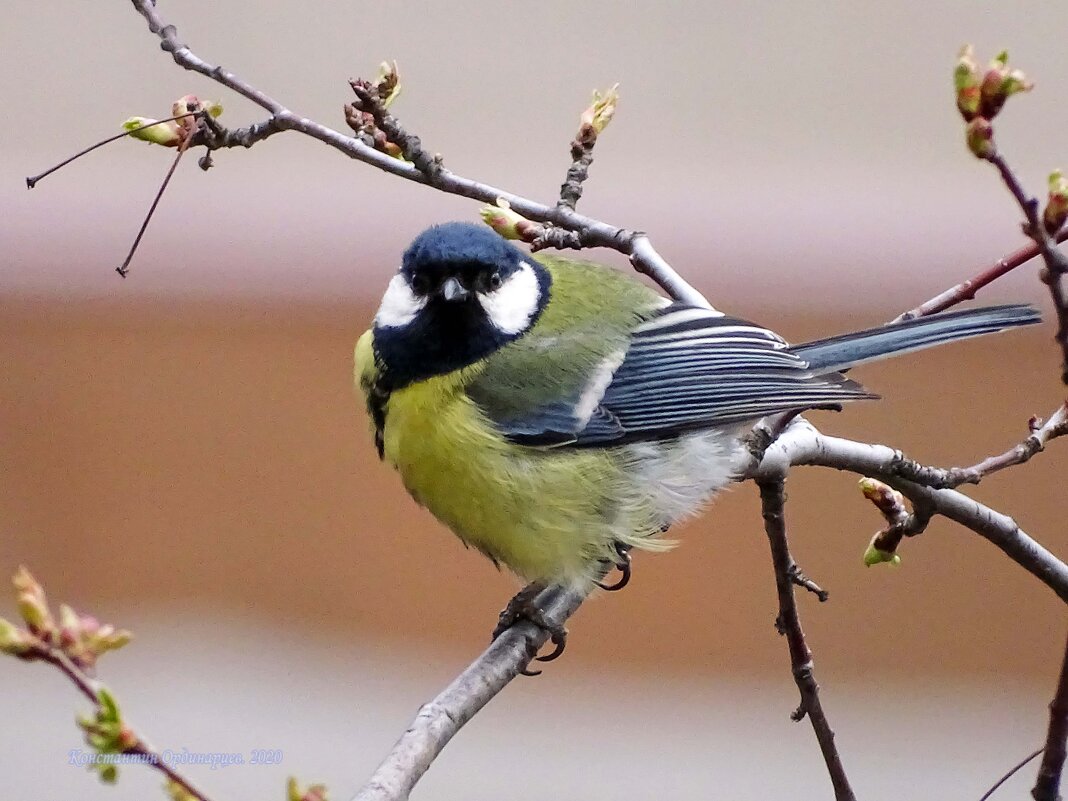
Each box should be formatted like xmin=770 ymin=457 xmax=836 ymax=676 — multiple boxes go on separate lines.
xmin=790 ymin=304 xmax=1041 ymax=374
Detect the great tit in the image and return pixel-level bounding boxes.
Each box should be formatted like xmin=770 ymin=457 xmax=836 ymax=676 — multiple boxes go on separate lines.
xmin=355 ymin=222 xmax=1039 ymax=644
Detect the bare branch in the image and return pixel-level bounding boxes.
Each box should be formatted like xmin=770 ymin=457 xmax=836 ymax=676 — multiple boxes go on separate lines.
xmin=116 ymin=133 xmax=192 ymax=277
xmin=752 ymin=420 xmax=1068 ymax=604
xmin=893 ymin=228 xmax=1068 ymax=322
xmin=756 ymin=478 xmax=855 ymax=801
xmin=888 ymin=400 xmax=1068 ymax=488
xmin=126 ymin=0 xmax=711 ymax=308
xmin=1033 ymin=631 xmax=1068 ymax=801
xmin=350 ymin=585 xmax=589 ymax=801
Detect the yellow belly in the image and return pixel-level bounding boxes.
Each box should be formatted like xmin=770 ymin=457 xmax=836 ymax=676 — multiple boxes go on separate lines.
xmin=382 ymin=372 xmax=631 ymax=583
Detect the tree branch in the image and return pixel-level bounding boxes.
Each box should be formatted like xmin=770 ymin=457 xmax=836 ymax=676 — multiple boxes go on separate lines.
xmin=888 ymin=400 xmax=1068 ymax=488
xmin=23 ymin=634 xmax=213 ymax=800
xmin=982 ymin=149 xmax=1068 ymax=384
xmin=756 ymin=478 xmax=856 ymax=801
xmin=126 ymin=0 xmax=711 ymax=309
xmin=1033 ymin=629 xmax=1068 ymax=801
xmin=893 ymin=228 xmax=1068 ymax=322
xmin=751 ymin=420 xmax=1068 ymax=603
xmin=350 ymin=584 xmax=588 ymax=801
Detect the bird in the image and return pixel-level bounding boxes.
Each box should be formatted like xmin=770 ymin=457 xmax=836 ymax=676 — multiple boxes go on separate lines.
xmin=355 ymin=221 xmax=1040 ymax=665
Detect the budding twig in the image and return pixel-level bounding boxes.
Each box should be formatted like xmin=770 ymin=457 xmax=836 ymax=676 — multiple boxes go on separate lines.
xmin=858 ymin=477 xmax=934 ymax=564
xmin=1 ymin=568 xmax=213 ymax=800
xmin=952 ymin=47 xmax=1068 ymax=383
xmin=557 ymin=85 xmax=618 ymax=212
xmin=24 ymin=112 xmax=206 ymax=189
xmin=752 ymin=420 xmax=1068 ymax=605
xmin=983 ymin=149 xmax=1068 ymax=383
xmin=125 ymin=0 xmax=712 ymax=308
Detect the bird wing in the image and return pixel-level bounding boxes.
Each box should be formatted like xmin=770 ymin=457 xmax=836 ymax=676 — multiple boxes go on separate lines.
xmin=468 ymin=304 xmax=875 ymax=447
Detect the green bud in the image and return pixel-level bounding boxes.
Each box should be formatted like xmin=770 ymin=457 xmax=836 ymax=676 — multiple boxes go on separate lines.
xmin=376 ymin=61 xmax=402 ymax=108
xmin=122 ymin=117 xmax=183 ymax=147
xmin=98 ymin=764 xmax=118 ymax=784
xmin=0 ymin=617 xmax=31 ymax=656
xmin=978 ymin=49 xmax=1032 ymax=119
xmin=165 ymin=779 xmax=199 ymax=801
xmin=1044 ymin=169 xmax=1068 ymax=234
xmin=479 ymin=199 xmax=539 ymax=242
xmin=954 ymin=45 xmax=981 ymax=121
xmin=94 ymin=627 xmax=133 ymax=654
xmin=863 ymin=543 xmax=901 ymax=567
xmin=13 ymin=566 xmax=53 ymax=635
xmin=965 ymin=116 xmax=995 ymax=159
xmin=288 ymin=777 xmax=330 ymax=801
xmin=97 ymin=688 xmax=121 ymax=724
xmin=580 ymin=84 xmax=619 ymax=135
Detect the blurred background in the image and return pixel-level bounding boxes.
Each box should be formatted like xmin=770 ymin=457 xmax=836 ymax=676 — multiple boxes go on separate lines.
xmin=3 ymin=1 xmax=1068 ymax=799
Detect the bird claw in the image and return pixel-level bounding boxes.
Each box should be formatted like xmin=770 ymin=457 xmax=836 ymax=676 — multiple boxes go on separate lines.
xmin=594 ymin=543 xmax=632 ymax=592
xmin=492 ymin=583 xmax=568 ymax=677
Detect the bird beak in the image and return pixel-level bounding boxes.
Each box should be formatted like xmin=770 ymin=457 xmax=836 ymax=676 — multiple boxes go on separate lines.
xmin=440 ymin=276 xmax=469 ymax=302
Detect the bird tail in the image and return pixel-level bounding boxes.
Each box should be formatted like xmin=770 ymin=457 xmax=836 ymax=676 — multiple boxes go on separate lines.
xmin=790 ymin=304 xmax=1041 ymax=374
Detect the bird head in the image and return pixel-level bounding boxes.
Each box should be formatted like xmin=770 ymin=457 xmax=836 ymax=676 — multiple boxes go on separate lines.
xmin=371 ymin=222 xmax=552 ymax=387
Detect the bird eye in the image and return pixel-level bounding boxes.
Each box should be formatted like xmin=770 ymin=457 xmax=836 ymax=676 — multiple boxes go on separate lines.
xmin=409 ymin=273 xmax=432 ymax=295
xmin=487 ymin=272 xmax=503 ymax=290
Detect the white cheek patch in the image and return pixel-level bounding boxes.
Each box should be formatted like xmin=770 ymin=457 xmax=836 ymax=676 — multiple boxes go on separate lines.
xmin=375 ymin=273 xmax=426 ymax=328
xmin=476 ymin=261 xmax=541 ymax=336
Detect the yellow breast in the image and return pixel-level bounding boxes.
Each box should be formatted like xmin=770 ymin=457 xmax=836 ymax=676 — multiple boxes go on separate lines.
xmin=380 ymin=371 xmax=627 ymax=583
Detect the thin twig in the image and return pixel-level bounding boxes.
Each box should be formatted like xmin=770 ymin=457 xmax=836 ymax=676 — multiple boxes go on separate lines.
xmin=126 ymin=0 xmax=712 ymax=309
xmin=889 ymin=401 xmax=1068 ymax=488
xmin=347 ymin=81 xmax=440 ymax=180
xmin=32 ymin=644 xmax=213 ymax=801
xmin=979 ymin=747 xmax=1043 ymax=801
xmin=557 ymin=129 xmax=596 ymax=211
xmin=892 ymin=227 xmax=1068 ymax=322
xmin=1033 ymin=631 xmax=1068 ymax=801
xmin=116 ymin=134 xmax=191 ymax=277
xmin=893 ymin=229 xmax=1068 ymax=322
xmin=25 ymin=112 xmax=206 ymax=189
xmin=858 ymin=478 xmax=935 ymax=560
xmin=788 ymin=563 xmax=829 ymax=602
xmin=756 ymin=479 xmax=856 ymax=801
xmin=984 ymin=150 xmax=1068 ymax=384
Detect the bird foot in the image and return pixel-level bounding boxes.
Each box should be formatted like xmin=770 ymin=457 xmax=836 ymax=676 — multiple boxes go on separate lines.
xmin=594 ymin=542 xmax=632 ymax=591
xmin=492 ymin=583 xmax=568 ymax=677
